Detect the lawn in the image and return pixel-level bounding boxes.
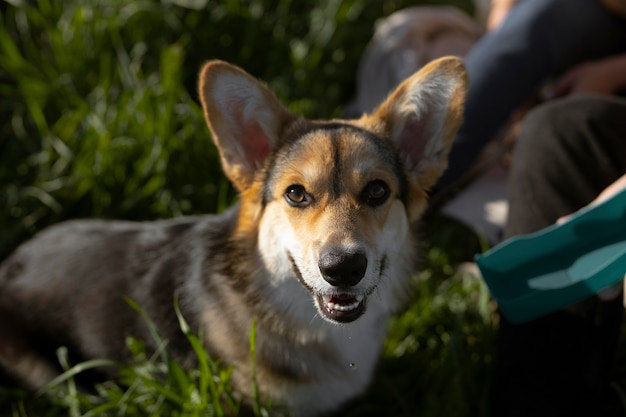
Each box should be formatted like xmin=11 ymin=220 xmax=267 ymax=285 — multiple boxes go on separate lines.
xmin=0 ymin=0 xmax=502 ymax=415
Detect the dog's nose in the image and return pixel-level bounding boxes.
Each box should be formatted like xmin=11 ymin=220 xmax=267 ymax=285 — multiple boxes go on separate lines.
xmin=318 ymin=251 xmax=367 ymax=287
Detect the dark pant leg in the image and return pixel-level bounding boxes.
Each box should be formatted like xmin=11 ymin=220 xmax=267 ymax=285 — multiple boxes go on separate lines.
xmin=506 ymin=95 xmax=626 ymax=234
xmin=436 ymin=0 xmax=626 ymax=192
xmin=490 ymin=95 xmax=626 ymax=417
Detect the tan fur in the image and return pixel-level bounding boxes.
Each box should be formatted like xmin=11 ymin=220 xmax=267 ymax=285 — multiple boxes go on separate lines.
xmin=0 ymin=57 xmax=467 ymax=416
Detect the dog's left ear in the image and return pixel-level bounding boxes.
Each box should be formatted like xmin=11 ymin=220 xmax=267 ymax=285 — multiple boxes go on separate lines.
xmin=365 ymin=56 xmax=468 ymax=191
xmin=198 ymin=60 xmax=298 ymax=191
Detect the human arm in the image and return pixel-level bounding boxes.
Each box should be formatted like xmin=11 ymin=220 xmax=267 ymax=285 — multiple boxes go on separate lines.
xmin=557 ymin=173 xmax=626 ymax=300
xmin=591 ymin=173 xmax=626 ymax=205
xmin=486 ymin=0 xmax=519 ymax=30
xmin=558 ymin=173 xmax=626 ymax=224
xmin=592 ymin=174 xmax=626 ymax=300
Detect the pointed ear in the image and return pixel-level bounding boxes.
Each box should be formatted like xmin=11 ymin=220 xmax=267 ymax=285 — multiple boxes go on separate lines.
xmin=366 ymin=56 xmax=468 ymax=191
xmin=198 ymin=60 xmax=297 ymax=191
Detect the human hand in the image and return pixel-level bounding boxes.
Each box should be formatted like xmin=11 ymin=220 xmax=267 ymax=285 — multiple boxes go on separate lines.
xmin=548 ymin=55 xmax=626 ymax=99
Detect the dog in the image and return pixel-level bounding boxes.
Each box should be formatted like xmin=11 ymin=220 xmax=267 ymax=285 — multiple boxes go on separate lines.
xmin=0 ymin=56 xmax=467 ymax=416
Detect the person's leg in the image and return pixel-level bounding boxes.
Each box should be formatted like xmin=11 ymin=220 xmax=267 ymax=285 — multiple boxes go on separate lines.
xmin=490 ymin=94 xmax=626 ymax=417
xmin=506 ymin=95 xmax=626 ymax=234
xmin=436 ymin=0 xmax=626 ymax=192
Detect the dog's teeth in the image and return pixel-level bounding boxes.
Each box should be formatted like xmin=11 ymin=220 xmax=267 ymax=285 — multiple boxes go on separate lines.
xmin=323 ymin=294 xmax=363 ymax=312
xmin=327 ymin=301 xmax=359 ymax=311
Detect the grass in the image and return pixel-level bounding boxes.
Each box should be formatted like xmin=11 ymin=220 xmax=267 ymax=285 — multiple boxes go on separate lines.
xmin=0 ymin=0 xmax=505 ymax=415
xmin=1 ymin=299 xmax=249 ymax=417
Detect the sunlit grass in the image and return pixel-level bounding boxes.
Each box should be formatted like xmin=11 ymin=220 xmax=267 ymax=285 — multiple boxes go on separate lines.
xmin=0 ymin=298 xmax=260 ymax=417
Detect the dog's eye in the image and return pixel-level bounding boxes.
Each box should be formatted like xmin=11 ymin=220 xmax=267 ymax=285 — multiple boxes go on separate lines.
xmin=285 ymin=184 xmax=310 ymax=207
xmin=362 ymin=180 xmax=390 ymax=207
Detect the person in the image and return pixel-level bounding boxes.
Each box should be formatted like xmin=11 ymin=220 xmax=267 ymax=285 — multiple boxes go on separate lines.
xmin=435 ymin=0 xmax=626 ymax=194
xmin=488 ymin=93 xmax=626 ymax=415
xmin=422 ymin=1 xmax=626 ymax=414
xmin=443 ymin=1 xmax=626 ymax=414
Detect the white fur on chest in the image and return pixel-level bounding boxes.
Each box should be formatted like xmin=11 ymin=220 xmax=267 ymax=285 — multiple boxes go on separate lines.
xmin=284 ymin=304 xmax=388 ymax=416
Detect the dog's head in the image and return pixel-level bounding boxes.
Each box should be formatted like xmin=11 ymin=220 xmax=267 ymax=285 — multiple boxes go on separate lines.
xmin=198 ymin=58 xmax=467 ymax=324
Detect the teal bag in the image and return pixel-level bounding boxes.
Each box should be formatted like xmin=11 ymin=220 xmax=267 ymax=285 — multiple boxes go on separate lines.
xmin=475 ymin=188 xmax=626 ymax=324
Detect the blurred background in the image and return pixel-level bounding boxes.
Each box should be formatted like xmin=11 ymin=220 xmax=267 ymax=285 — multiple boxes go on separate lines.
xmin=0 ymin=0 xmax=475 ymax=259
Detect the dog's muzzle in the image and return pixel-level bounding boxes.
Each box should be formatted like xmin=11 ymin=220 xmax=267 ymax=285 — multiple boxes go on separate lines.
xmin=316 ymin=251 xmax=367 ymax=323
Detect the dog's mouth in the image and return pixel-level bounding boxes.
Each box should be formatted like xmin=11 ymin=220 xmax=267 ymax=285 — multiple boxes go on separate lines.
xmin=287 ymin=253 xmax=368 ymax=323
xmin=315 ymin=293 xmax=366 ymax=323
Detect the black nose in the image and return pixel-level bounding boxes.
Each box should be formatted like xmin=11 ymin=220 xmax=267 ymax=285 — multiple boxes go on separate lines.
xmin=318 ymin=251 xmax=367 ymax=287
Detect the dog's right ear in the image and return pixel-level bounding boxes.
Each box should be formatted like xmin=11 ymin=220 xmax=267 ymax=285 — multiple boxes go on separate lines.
xmin=198 ymin=61 xmax=297 ymax=191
